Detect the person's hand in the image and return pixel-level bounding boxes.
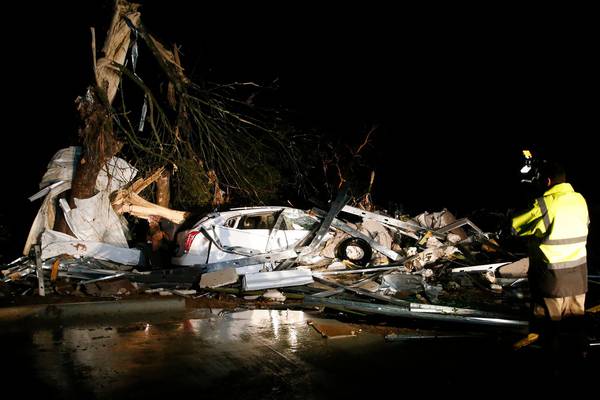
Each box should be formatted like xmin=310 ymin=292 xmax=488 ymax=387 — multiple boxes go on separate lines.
xmin=495 ymin=214 xmax=515 ymax=241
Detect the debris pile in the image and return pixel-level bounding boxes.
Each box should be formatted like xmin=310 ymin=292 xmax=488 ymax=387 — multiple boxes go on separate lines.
xmin=2 ymin=163 xmax=534 ymax=328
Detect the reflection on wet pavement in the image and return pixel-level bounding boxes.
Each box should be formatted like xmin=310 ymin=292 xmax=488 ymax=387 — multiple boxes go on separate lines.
xmin=12 ymin=310 xmax=327 ymax=399
xmin=4 ymin=308 xmax=597 ymax=398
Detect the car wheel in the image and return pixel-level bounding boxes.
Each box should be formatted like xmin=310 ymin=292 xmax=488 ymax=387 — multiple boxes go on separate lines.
xmin=335 ymin=237 xmax=372 ymax=266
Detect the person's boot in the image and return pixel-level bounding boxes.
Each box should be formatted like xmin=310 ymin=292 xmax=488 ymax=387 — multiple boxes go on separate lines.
xmin=513 ymin=332 xmax=540 ymax=350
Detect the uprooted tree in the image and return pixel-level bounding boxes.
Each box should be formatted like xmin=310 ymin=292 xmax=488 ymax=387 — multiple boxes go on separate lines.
xmin=51 ymin=0 xmax=378 ymax=243
xmin=55 ymin=0 xmax=318 ymax=237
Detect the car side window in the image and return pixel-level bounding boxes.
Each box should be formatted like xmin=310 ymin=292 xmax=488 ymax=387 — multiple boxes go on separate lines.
xmin=238 ymin=213 xmax=276 ymax=230
xmin=225 ymin=217 xmax=239 ymax=228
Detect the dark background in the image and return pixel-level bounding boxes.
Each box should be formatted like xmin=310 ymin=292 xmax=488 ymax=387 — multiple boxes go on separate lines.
xmin=1 ymin=2 xmax=597 ymax=266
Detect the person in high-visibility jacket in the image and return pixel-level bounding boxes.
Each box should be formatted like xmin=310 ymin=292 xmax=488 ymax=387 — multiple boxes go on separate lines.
xmin=511 ymin=161 xmax=589 ymax=361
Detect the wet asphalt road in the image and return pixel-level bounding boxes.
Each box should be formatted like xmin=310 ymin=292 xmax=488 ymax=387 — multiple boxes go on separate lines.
xmin=3 ymin=308 xmax=598 ymax=398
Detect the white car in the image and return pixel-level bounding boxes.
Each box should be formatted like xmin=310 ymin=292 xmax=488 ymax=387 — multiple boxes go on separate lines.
xmin=171 ymin=207 xmax=320 ymax=268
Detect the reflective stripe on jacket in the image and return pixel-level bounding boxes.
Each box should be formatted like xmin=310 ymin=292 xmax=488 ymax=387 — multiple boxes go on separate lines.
xmin=512 ymin=183 xmax=588 ymax=297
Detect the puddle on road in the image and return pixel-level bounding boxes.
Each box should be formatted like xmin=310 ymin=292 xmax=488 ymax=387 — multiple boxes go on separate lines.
xmin=17 ymin=308 xmax=506 ymax=398
xmin=26 ymin=309 xmax=317 ymax=395
xmin=182 ymin=309 xmax=307 ymax=350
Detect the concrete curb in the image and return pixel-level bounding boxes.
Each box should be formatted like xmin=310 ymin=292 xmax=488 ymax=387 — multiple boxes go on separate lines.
xmin=0 ymin=297 xmax=186 ymax=323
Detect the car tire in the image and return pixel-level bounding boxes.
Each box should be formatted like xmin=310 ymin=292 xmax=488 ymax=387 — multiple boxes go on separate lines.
xmin=335 ymin=237 xmax=372 ymax=266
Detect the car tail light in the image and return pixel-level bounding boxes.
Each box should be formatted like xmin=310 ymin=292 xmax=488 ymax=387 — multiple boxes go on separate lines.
xmin=183 ymin=230 xmax=201 ymax=253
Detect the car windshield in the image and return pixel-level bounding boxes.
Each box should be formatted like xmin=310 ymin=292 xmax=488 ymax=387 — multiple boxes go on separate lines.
xmin=281 ymin=209 xmax=318 ymax=230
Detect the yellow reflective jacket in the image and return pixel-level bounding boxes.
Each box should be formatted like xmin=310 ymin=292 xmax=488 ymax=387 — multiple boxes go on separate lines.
xmin=512 ymin=183 xmax=588 ymax=297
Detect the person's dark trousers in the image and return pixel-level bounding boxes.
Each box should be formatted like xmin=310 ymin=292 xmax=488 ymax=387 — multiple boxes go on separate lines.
xmin=561 ymin=316 xmax=589 ymax=361
xmin=541 ymin=317 xmax=589 ymax=377
xmin=541 ymin=320 xmax=561 ymax=372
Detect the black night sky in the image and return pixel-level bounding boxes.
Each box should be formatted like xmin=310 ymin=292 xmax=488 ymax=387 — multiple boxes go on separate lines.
xmin=1 ymin=2 xmax=597 ymax=263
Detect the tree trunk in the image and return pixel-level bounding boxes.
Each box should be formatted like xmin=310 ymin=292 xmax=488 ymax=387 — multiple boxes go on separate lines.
xmin=54 ymin=0 xmax=140 ymax=235
xmin=70 ymin=88 xmax=123 ymax=201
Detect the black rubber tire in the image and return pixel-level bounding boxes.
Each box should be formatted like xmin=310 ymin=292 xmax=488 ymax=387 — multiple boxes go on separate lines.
xmin=335 ymin=237 xmax=372 ymax=266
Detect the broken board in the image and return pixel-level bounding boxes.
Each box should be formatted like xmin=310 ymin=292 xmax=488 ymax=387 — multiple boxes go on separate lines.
xmin=307 ymin=319 xmax=357 ymax=339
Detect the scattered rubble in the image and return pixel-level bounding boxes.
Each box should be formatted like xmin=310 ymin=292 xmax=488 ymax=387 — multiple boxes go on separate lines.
xmin=3 ymin=161 xmax=541 ymax=329
xmin=4 ymin=147 xmax=599 ymax=336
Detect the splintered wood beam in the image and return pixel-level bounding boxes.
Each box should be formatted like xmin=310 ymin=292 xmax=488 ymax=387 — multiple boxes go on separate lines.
xmin=156 ymin=169 xmax=171 ymax=207
xmin=95 ymin=0 xmax=141 ymax=103
xmin=113 ymin=191 xmax=188 ymax=224
xmin=129 ymin=167 xmax=166 ymax=195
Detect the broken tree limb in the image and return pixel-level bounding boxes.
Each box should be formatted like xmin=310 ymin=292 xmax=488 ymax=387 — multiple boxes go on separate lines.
xmin=111 ymin=166 xmax=186 ymax=223
xmin=125 ymin=167 xmax=166 ymax=195
xmin=156 ymin=169 xmax=171 ymax=207
xmin=122 ymin=15 xmax=187 ymax=93
xmin=112 ymin=191 xmax=188 ymax=223
xmin=96 ymin=0 xmax=141 ymax=104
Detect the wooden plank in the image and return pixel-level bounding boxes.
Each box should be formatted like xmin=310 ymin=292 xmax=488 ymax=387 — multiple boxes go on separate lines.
xmin=308 ymin=319 xmax=357 ymax=339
